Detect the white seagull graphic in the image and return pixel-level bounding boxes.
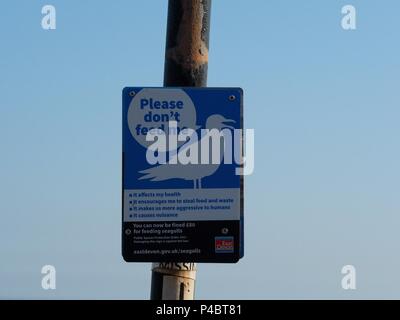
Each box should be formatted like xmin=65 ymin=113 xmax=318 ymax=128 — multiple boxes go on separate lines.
xmin=138 ymin=115 xmax=236 ymax=189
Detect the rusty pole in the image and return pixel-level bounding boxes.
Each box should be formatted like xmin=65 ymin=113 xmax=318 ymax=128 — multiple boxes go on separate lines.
xmin=150 ymin=0 xmax=211 ymax=300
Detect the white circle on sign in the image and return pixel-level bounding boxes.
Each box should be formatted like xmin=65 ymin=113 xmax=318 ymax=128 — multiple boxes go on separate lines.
xmin=127 ymin=88 xmax=197 ymax=151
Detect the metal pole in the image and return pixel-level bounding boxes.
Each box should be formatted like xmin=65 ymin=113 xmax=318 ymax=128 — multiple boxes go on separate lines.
xmin=150 ymin=0 xmax=212 ymax=300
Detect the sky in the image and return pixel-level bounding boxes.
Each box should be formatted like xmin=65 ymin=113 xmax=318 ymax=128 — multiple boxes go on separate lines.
xmin=0 ymin=0 xmax=400 ymax=299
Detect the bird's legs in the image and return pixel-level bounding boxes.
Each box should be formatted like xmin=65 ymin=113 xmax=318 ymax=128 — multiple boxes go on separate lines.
xmin=193 ymin=179 xmax=202 ymax=189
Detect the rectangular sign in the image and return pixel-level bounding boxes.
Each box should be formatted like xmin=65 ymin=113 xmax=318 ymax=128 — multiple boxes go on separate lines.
xmin=122 ymin=87 xmax=243 ymax=262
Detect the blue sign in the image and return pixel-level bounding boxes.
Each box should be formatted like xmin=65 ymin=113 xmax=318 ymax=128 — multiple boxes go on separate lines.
xmin=122 ymin=87 xmax=243 ymax=263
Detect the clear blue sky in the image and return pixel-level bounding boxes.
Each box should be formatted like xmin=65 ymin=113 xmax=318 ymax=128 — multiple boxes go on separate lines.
xmin=1 ymin=0 xmax=400 ymax=299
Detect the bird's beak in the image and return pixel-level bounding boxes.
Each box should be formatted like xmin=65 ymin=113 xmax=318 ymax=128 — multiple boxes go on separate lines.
xmin=222 ymin=118 xmax=236 ymax=130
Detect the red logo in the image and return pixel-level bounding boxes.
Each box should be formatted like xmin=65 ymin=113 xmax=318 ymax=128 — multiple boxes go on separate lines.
xmin=215 ymin=237 xmax=234 ymax=253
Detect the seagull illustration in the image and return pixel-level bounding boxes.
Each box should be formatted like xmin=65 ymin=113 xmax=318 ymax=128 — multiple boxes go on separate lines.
xmin=138 ymin=115 xmax=236 ymax=189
